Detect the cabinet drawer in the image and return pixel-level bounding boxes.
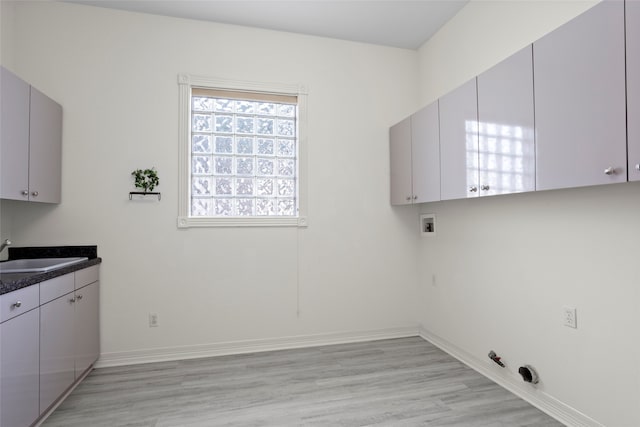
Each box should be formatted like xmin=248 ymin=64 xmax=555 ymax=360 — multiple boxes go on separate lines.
xmin=75 ymin=265 xmax=99 ymax=289
xmin=0 ymin=285 xmax=39 ymax=323
xmin=40 ymin=273 xmax=74 ymax=305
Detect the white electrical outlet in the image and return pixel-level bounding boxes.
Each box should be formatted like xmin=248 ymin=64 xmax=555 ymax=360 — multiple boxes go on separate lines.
xmin=563 ymin=306 xmax=577 ymax=328
xmin=149 ymin=313 xmax=159 ymax=327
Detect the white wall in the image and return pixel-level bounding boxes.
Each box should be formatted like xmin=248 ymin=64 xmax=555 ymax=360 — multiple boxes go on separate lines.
xmin=0 ymin=0 xmax=15 ymax=70
xmin=0 ymin=0 xmax=16 ymax=260
xmin=417 ymin=1 xmax=640 ymax=426
xmin=1 ymin=1 xmax=420 ymax=360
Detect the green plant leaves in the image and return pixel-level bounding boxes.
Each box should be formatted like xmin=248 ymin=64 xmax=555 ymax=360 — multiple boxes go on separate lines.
xmin=131 ymin=168 xmax=159 ymax=192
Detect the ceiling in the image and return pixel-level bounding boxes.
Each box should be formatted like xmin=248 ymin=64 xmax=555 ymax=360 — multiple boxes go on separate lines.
xmin=62 ymin=1 xmax=469 ymax=50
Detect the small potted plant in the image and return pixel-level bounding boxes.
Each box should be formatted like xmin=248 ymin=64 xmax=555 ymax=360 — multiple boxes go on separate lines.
xmin=131 ymin=168 xmax=160 ymax=193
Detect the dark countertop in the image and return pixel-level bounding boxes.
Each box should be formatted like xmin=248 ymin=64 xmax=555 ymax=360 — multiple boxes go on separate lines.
xmin=0 ymin=246 xmax=102 ymax=295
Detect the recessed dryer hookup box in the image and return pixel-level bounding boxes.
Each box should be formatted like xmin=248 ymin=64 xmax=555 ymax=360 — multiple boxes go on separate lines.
xmin=420 ymin=214 xmax=436 ymax=236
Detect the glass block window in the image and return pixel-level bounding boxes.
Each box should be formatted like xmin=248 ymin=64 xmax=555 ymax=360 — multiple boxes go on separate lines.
xmin=190 ymin=88 xmax=298 ymax=218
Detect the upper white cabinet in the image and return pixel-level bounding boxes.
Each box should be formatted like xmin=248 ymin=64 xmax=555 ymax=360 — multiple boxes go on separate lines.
xmin=477 ymin=45 xmax=535 ymax=196
xmin=627 ymin=0 xmax=640 ymax=181
xmin=411 ymin=102 xmax=440 ymax=203
xmin=390 ymin=1 xmax=633 ymax=205
xmin=390 ymin=117 xmax=412 ymax=205
xmin=0 ymin=67 xmax=31 ymax=200
xmin=0 ymin=66 xmax=62 ymax=203
xmin=29 ymin=87 xmax=62 ymax=203
xmin=440 ymin=48 xmax=534 ymax=202
xmin=533 ymin=1 xmax=626 ymax=191
xmin=439 ymin=78 xmax=479 ymax=200
xmin=389 ymin=101 xmax=441 ymax=205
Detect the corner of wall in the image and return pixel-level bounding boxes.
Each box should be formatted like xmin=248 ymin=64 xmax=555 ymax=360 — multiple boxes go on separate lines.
xmin=418 ymin=326 xmax=604 ymax=427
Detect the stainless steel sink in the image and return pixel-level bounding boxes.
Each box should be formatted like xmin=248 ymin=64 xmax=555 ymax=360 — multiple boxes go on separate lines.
xmin=0 ymin=257 xmax=88 ymax=273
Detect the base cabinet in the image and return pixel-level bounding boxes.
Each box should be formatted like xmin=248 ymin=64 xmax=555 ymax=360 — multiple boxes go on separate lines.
xmin=39 ymin=267 xmax=100 ymax=415
xmin=0 ymin=264 xmax=100 ymax=427
xmin=39 ymin=288 xmax=76 ymax=413
xmin=0 ymin=309 xmax=40 ymax=427
xmin=74 ymin=281 xmax=100 ymax=377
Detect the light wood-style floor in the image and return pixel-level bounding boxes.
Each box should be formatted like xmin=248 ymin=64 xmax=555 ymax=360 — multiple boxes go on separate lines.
xmin=42 ymin=337 xmax=563 ymax=426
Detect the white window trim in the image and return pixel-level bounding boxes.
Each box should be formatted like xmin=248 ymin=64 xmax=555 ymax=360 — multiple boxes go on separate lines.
xmin=177 ymin=74 xmax=308 ymax=228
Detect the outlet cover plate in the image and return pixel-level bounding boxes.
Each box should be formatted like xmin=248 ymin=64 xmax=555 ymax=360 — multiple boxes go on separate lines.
xmin=563 ymin=306 xmax=577 ymax=328
xmin=149 ymin=313 xmax=159 ymax=327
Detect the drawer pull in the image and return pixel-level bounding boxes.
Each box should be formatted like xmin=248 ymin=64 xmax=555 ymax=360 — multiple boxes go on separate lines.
xmin=11 ymin=301 xmax=22 ymax=308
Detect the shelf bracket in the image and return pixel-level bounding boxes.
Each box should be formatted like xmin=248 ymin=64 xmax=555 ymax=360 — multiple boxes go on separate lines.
xmin=129 ymin=192 xmax=161 ymax=201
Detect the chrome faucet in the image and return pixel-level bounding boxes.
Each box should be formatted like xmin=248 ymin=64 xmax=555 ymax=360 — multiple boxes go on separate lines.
xmin=0 ymin=239 xmax=11 ymax=254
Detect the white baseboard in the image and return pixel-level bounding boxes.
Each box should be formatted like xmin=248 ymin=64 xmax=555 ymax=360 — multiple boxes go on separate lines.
xmin=96 ymin=326 xmax=418 ymax=368
xmin=418 ymin=326 xmax=603 ymax=427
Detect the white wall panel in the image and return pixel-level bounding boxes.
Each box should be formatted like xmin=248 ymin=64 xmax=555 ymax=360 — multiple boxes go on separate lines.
xmin=3 ymin=1 xmax=420 ymax=359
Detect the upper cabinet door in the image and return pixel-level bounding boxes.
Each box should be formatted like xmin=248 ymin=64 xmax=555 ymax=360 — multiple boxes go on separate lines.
xmin=477 ymin=45 xmax=535 ymax=196
xmin=0 ymin=67 xmax=30 ymax=201
xmin=533 ymin=1 xmax=626 ymax=191
xmin=439 ymin=78 xmax=479 ymax=200
xmin=29 ymin=87 xmax=62 ymax=203
xmin=411 ymin=101 xmax=440 ymax=203
xmin=627 ymin=0 xmax=640 ymax=181
xmin=389 ymin=116 xmax=412 ymax=205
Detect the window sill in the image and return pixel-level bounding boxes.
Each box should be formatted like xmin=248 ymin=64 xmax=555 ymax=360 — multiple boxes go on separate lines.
xmin=177 ymin=216 xmax=308 ymax=228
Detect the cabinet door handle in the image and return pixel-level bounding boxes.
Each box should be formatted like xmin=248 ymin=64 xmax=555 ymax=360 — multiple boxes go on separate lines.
xmin=31 ymin=191 xmax=39 ymax=197
xmin=635 ymin=164 xmax=640 ymax=172
xmin=76 ymin=294 xmax=83 ymax=300
xmin=469 ymin=186 xmax=478 ymax=192
xmin=405 ymin=196 xmax=411 ymax=201
xmin=69 ymin=297 xmax=76 ymax=303
xmin=21 ymin=190 xmax=29 ymax=197
xmin=481 ymin=185 xmax=490 ymax=191
xmin=11 ymin=301 xmax=22 ymax=308
xmin=604 ymin=167 xmax=615 ymax=176
xmin=413 ymin=195 xmax=418 ymax=200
